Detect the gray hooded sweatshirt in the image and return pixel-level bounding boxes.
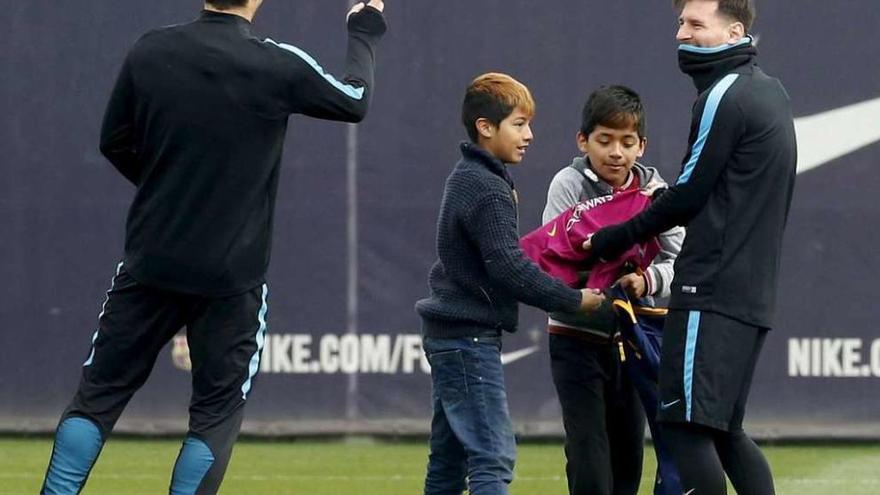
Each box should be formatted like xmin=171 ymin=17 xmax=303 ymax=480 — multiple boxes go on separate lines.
xmin=543 ymin=156 xmax=686 ymax=339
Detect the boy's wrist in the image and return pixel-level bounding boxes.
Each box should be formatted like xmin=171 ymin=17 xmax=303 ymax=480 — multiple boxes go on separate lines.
xmin=643 ymin=268 xmax=655 ymax=297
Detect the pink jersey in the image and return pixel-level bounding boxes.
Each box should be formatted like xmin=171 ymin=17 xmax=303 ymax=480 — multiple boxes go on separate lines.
xmin=520 ymin=189 xmax=661 ymax=290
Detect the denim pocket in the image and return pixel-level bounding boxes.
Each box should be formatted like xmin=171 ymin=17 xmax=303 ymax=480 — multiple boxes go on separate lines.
xmin=429 ymin=349 xmax=469 ymax=406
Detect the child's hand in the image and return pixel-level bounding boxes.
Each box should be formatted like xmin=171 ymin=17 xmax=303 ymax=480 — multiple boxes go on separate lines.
xmin=618 ymin=272 xmax=648 ymax=299
xmin=578 ymin=288 xmax=606 ymax=312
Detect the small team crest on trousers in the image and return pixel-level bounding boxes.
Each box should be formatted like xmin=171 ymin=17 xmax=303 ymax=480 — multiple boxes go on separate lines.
xmin=171 ymin=334 xmax=192 ymax=371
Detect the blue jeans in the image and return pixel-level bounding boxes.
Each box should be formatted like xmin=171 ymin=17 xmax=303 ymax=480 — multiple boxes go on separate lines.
xmin=422 ymin=335 xmax=516 ymax=495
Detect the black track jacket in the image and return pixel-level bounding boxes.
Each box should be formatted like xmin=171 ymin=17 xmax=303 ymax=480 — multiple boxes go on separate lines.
xmin=590 ymin=37 xmax=797 ymax=328
xmin=99 ymin=8 xmax=386 ymax=296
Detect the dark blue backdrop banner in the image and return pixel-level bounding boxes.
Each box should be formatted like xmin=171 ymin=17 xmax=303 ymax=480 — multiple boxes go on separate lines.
xmin=2 ymin=1 xmax=878 ymax=438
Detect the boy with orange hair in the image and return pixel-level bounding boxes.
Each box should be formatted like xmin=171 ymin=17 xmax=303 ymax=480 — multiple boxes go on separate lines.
xmin=416 ymin=73 xmax=605 ymax=495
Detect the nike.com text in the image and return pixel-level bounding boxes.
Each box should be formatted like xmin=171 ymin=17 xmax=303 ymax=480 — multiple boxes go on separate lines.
xmin=789 ymin=338 xmax=880 ymax=377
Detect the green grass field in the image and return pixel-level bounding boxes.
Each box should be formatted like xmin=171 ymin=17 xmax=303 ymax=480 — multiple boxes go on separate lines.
xmin=3 ymin=437 xmax=880 ymax=494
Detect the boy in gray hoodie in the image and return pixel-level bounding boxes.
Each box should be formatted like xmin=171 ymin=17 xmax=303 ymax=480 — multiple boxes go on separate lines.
xmin=544 ymin=85 xmax=684 ymax=495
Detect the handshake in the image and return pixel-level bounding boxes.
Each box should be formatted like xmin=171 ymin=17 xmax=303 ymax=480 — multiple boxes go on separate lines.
xmin=578 ymin=288 xmax=605 ymax=312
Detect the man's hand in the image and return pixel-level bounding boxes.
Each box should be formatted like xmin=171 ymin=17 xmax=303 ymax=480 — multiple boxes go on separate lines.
xmin=348 ymin=0 xmax=385 ymax=20
xmin=582 ymin=235 xmax=592 ymax=252
xmin=579 ymin=288 xmax=606 ymax=312
xmin=581 ymin=225 xmax=628 ymax=262
xmin=641 ymin=179 xmax=667 ymax=198
xmin=618 ymin=272 xmax=648 ymax=299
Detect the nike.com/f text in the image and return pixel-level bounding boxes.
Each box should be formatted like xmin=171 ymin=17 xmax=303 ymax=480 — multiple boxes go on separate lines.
xmin=173 ymin=334 xmax=537 ymax=374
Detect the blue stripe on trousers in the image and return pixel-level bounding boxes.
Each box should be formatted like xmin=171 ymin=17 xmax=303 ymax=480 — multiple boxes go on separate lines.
xmin=684 ymin=311 xmax=701 ymax=422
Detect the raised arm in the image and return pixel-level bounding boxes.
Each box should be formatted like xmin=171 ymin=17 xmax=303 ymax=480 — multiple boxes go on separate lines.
xmin=266 ymin=2 xmax=387 ymax=122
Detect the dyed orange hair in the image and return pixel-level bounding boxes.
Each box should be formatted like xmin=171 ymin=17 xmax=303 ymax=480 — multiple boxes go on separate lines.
xmin=461 ymin=73 xmax=535 ymax=142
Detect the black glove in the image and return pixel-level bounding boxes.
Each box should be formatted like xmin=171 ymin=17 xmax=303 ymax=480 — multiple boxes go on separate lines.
xmin=589 ymin=223 xmax=635 ymax=262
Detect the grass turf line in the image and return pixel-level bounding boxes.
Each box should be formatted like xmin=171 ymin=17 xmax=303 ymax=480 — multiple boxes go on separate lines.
xmin=3 ymin=438 xmax=880 ymax=494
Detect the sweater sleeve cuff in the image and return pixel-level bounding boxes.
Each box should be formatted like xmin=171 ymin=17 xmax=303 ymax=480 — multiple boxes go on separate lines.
xmin=563 ymin=288 xmax=583 ymax=313
xmin=644 ymin=267 xmax=656 ymax=297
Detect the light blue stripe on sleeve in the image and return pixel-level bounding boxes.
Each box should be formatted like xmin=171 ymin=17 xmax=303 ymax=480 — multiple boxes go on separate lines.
xmin=241 ymin=284 xmax=268 ymax=400
xmin=264 ymin=38 xmax=365 ymax=100
xmin=84 ymin=262 xmax=124 ymax=367
xmin=684 ymin=311 xmax=701 ymax=422
xmin=676 ymin=73 xmax=740 ymax=185
xmin=678 ymin=36 xmax=752 ymax=54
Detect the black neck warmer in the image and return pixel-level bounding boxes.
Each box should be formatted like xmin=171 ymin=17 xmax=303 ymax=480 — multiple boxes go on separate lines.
xmin=678 ymin=36 xmax=758 ymax=93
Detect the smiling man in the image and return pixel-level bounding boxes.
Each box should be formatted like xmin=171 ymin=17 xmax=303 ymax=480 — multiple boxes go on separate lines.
xmin=585 ymin=1 xmax=797 ymax=494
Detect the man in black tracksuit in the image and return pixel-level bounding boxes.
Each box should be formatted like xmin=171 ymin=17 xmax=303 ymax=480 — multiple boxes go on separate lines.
xmin=587 ymin=1 xmax=796 ymax=494
xmin=41 ymin=1 xmax=386 ymax=494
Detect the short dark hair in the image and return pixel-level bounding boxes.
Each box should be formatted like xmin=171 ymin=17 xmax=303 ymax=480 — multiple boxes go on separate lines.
xmin=674 ymin=0 xmax=756 ymax=30
xmin=461 ymin=73 xmax=535 ymax=142
xmin=580 ymin=85 xmax=646 ymax=138
xmin=206 ymin=0 xmax=249 ymax=9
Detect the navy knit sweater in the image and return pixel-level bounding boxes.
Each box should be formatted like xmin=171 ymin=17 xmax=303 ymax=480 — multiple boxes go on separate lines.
xmin=416 ymin=143 xmax=583 ymax=338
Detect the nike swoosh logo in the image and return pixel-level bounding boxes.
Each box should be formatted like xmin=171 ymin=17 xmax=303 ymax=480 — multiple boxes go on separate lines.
xmin=795 ymin=96 xmax=880 ymax=174
xmin=684 ymin=489 xmax=696 ymax=495
xmin=501 ymin=345 xmax=539 ymax=365
xmin=660 ymin=399 xmax=681 ymax=410
xmin=548 ymin=223 xmax=558 ymax=237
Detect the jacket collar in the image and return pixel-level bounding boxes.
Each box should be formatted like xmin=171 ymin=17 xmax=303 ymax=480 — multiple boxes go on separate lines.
xmin=460 ymin=142 xmax=515 ymax=189
xmin=678 ymin=35 xmax=757 ymax=93
xmin=199 ymin=10 xmax=252 ymax=26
